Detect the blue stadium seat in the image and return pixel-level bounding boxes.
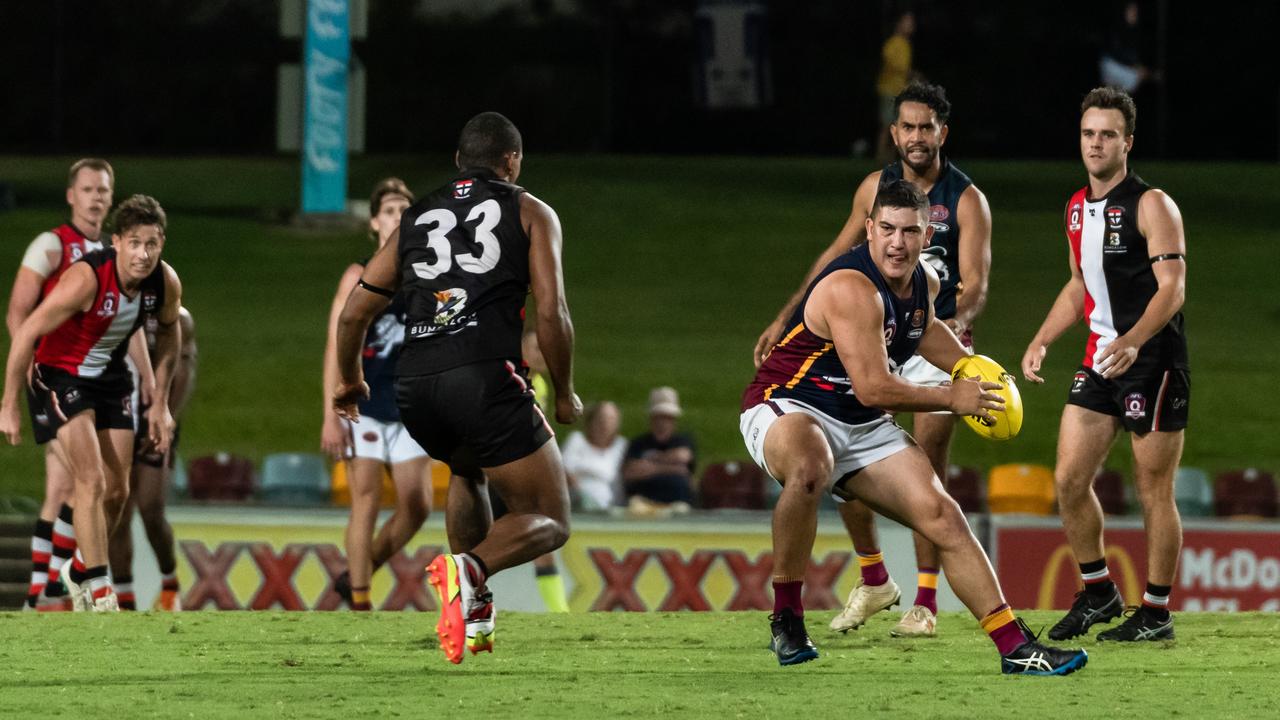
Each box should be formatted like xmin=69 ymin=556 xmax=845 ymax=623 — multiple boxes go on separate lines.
xmin=1175 ymin=467 xmax=1213 ymax=517
xmin=260 ymin=453 xmax=331 ymax=506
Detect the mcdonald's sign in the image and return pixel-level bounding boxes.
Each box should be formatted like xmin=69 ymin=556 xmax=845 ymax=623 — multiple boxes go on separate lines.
xmin=992 ymin=519 xmax=1280 ymax=612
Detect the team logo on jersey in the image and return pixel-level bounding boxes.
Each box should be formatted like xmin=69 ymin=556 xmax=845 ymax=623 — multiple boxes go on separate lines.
xmin=928 ymin=205 xmax=951 ymax=234
xmin=453 ymin=179 xmax=474 ymax=199
xmin=70 ymin=245 xmax=84 ymax=262
xmin=143 ymin=292 xmax=158 ymax=312
xmin=97 ymin=292 xmax=117 ymax=318
xmin=907 ymin=309 xmax=926 ymax=339
xmin=1124 ymin=392 xmax=1147 ymax=419
xmin=1068 ymin=204 xmax=1083 ymax=232
xmin=1107 ymin=206 xmax=1124 ymax=228
xmin=1071 ymin=371 xmax=1088 ymax=393
xmin=432 ymin=288 xmax=469 ymax=325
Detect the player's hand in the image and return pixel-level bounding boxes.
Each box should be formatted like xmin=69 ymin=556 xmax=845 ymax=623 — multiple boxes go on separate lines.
xmin=555 ymin=391 xmax=583 ymax=425
xmin=753 ymin=319 xmax=785 ymax=368
xmin=147 ymin=403 xmax=175 ymax=455
xmin=948 ymin=377 xmax=1005 ymax=422
xmin=1021 ymin=342 xmax=1048 ymax=384
xmin=0 ymin=402 xmax=22 ymax=445
xmin=321 ymin=412 xmax=352 ymax=460
xmin=332 ymin=380 xmax=369 ymax=421
xmin=139 ymin=374 xmax=156 ymax=408
xmin=1095 ymin=336 xmax=1139 ymax=379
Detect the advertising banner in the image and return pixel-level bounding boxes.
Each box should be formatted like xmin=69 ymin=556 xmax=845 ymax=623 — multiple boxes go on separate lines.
xmin=301 ymin=0 xmax=348 ymax=213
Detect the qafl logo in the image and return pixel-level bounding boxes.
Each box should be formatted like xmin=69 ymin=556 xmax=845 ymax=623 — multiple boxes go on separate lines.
xmin=1068 ymin=204 xmax=1083 ymax=233
xmin=883 ymin=316 xmax=897 ymax=344
xmin=97 ymin=292 xmax=117 ymax=318
xmin=1124 ymin=392 xmax=1147 ymax=420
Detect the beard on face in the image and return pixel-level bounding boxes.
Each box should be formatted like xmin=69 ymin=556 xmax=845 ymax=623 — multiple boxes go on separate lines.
xmin=898 ymin=142 xmax=938 ymax=173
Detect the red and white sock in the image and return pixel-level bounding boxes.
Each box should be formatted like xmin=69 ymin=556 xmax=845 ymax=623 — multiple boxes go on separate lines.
xmin=27 ymin=519 xmax=53 ymax=606
xmin=48 ymin=504 xmax=76 ymax=585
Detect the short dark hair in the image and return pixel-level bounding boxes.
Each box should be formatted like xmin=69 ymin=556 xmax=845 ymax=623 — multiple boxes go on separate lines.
xmin=895 ymin=82 xmax=951 ymax=125
xmin=457 ymin=112 xmax=522 ymax=171
xmin=871 ymin=179 xmax=929 ymax=218
xmin=369 ymin=177 xmax=414 ymax=217
xmin=67 ymin=158 xmax=114 ymax=189
xmin=1082 ymin=86 xmax=1136 ymax=135
xmin=110 ymin=194 xmax=166 ymax=235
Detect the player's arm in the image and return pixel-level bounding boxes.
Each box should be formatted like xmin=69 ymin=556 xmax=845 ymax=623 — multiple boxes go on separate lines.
xmin=0 ymin=263 xmax=97 ymax=444
xmin=1022 ymin=231 xmax=1088 ymax=384
xmin=523 ymin=193 xmax=582 ymax=425
xmin=145 ymin=264 xmax=183 ymax=454
xmin=5 ymin=233 xmax=60 ymax=339
xmin=1094 ymin=190 xmax=1187 ymax=380
xmin=752 ymin=172 xmax=880 ymax=367
xmin=322 ymin=264 xmax=363 ymax=456
xmin=917 ymin=263 xmax=971 ymax=373
xmin=333 ymin=228 xmax=399 ymax=420
xmin=128 ymin=326 xmax=156 ymax=407
xmin=949 ymin=185 xmax=993 ymax=334
xmin=168 ymin=307 xmax=197 ymax=418
xmin=812 ymin=271 xmax=1000 ymax=418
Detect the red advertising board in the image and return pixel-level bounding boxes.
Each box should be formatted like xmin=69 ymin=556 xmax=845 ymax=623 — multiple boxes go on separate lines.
xmin=993 ymin=518 xmax=1280 ymax=612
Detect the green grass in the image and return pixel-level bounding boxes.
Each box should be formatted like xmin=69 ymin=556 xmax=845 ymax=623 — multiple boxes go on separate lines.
xmin=2 ymin=155 xmax=1278 ymax=500
xmin=0 ymin=611 xmax=1275 ymax=718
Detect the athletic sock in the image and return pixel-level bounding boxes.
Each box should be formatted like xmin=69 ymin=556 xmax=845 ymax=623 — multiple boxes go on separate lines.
xmin=84 ymin=566 xmax=112 ymax=602
xmin=462 ymin=552 xmax=489 ymax=586
xmin=856 ymin=550 xmax=889 ymax=587
xmin=47 ymin=504 xmax=76 ymax=593
xmin=1079 ymin=558 xmax=1116 ymax=597
xmin=535 ymin=565 xmax=570 ymax=613
xmin=1142 ymin=583 xmax=1171 ymax=620
xmin=914 ymin=567 xmax=939 ymax=614
xmin=772 ymin=580 xmax=804 ymax=618
xmin=114 ymin=575 xmax=136 ymax=611
xmin=27 ymin=519 xmax=54 ymax=607
xmin=350 ymin=586 xmax=372 ymax=611
xmin=982 ymin=603 xmax=1029 ymax=656
xmin=160 ymin=571 xmax=180 ymax=592
xmin=70 ymin=550 xmax=88 ymax=584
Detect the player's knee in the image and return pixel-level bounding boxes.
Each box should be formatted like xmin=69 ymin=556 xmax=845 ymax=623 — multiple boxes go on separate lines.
xmin=781 ymin=459 xmax=830 ymax=498
xmin=917 ymin=496 xmax=968 ymax=548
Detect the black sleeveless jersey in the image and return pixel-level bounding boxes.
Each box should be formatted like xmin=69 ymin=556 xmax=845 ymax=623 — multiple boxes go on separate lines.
xmin=397 ymin=168 xmax=530 ymax=376
xmin=743 ymin=244 xmax=931 ymax=425
xmin=1064 ymin=171 xmax=1188 ymax=369
xmin=879 ymin=156 xmax=972 ymax=320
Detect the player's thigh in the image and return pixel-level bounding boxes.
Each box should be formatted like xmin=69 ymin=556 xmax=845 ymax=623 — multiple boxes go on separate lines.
xmin=1055 ymin=404 xmax=1120 ymax=488
xmin=759 ymin=413 xmax=834 ymax=487
xmin=55 ymin=413 xmax=104 ymax=483
xmin=483 ymin=438 xmax=570 ymax=523
xmin=843 ymin=446 xmax=952 ymax=530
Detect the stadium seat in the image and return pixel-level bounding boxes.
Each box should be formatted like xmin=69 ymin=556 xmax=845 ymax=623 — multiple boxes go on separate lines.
xmin=699 ymin=461 xmax=766 ymax=510
xmin=945 ymin=465 xmax=984 ymax=513
xmin=186 ymin=453 xmax=256 ymax=502
xmin=260 ymin=453 xmax=331 ymax=506
xmin=986 ymin=463 xmax=1055 ymax=515
xmin=1213 ymin=468 xmax=1278 ymax=519
xmin=330 ymin=462 xmax=398 ymax=508
xmin=1175 ymin=466 xmax=1213 ymax=517
xmin=1093 ymin=469 xmax=1128 ymax=515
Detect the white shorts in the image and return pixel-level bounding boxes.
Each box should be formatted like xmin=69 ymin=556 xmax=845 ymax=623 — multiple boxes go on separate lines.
xmin=347 ymin=415 xmax=428 ymax=465
xmin=898 ymin=353 xmax=952 ymax=386
xmin=739 ymin=399 xmax=915 ymax=501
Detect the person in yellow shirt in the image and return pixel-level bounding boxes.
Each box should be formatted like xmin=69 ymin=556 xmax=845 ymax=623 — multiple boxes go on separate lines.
xmin=876 ymin=11 xmax=915 ymax=161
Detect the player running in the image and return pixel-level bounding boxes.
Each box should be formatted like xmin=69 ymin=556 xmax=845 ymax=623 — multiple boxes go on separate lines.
xmin=754 ymin=82 xmax=993 ymax=637
xmin=742 ymin=179 xmax=1085 ymax=675
xmin=322 ymin=178 xmax=432 ymax=611
xmin=1023 ymin=87 xmax=1188 ymax=642
xmin=108 ymin=306 xmax=196 ymax=610
xmin=2 ymin=194 xmax=183 ymax=612
xmin=333 ymin=112 xmax=581 ymax=663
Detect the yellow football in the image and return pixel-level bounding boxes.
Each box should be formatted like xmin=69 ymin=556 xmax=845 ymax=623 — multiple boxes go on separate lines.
xmin=951 ymin=354 xmax=1023 ymax=441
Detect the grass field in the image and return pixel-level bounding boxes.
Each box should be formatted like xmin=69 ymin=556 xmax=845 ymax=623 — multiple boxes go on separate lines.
xmin=2 ymin=155 xmax=1278 ymax=501
xmin=0 ymin=610 xmax=1276 ymax=718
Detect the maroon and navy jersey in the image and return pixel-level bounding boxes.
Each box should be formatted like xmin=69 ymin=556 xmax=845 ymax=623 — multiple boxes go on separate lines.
xmin=1064 ymin=172 xmax=1187 ymax=370
xmin=35 ymin=249 xmax=166 ymax=380
xmin=40 ymin=224 xmax=103 ymax=301
xmin=743 ymin=244 xmax=931 ymax=425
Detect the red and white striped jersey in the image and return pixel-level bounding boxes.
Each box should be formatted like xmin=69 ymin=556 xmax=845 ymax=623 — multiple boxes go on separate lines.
xmin=24 ymin=224 xmax=105 ymax=299
xmin=34 ymin=248 xmax=166 ymax=380
xmin=1064 ymin=172 xmax=1187 ymax=370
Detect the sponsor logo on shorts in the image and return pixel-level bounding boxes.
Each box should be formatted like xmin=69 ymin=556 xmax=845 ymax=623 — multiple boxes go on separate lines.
xmin=363 ymin=432 xmax=378 ymax=443
xmin=1172 ymin=397 xmax=1188 ymax=410
xmin=1071 ymin=372 xmax=1088 ymax=393
xmin=34 ymin=411 xmax=49 ymax=425
xmin=122 ymin=395 xmax=133 ymax=418
xmin=453 ymin=179 xmax=474 ymax=199
xmin=1107 ymin=206 xmax=1124 ymax=228
xmin=1125 ymin=392 xmax=1147 ymax=419
xmin=64 ymin=388 xmax=81 ymax=404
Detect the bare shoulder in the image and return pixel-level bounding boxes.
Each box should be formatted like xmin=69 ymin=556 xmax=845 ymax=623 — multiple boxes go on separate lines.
xmin=519 ymin=191 xmax=558 ymax=221
xmin=958 ymin=183 xmax=990 ymax=213
xmin=854 ymin=171 xmax=883 ymax=206
xmin=920 ymin=259 xmax=941 ymax=294
xmin=1139 ymin=187 xmax=1180 ymax=215
xmin=813 ymin=268 xmax=879 ymax=307
xmin=178 ymin=306 xmax=195 ymax=334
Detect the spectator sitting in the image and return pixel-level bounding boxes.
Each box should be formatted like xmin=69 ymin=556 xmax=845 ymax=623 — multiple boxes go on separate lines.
xmin=622 ymin=387 xmax=696 ymax=515
xmin=561 ymin=401 xmax=626 ymax=512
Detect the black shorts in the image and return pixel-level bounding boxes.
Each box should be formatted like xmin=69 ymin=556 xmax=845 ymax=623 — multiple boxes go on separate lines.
xmin=135 ymin=406 xmax=180 ymax=469
xmin=397 ymin=359 xmax=553 ymax=475
xmin=1066 ymin=363 xmax=1189 ymax=434
xmin=32 ymin=365 xmax=135 ymax=438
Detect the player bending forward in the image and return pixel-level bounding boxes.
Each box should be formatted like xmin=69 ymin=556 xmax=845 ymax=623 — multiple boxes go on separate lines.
xmin=333 ymin=112 xmax=580 ymax=663
xmin=741 ymin=180 xmax=1086 ymax=674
